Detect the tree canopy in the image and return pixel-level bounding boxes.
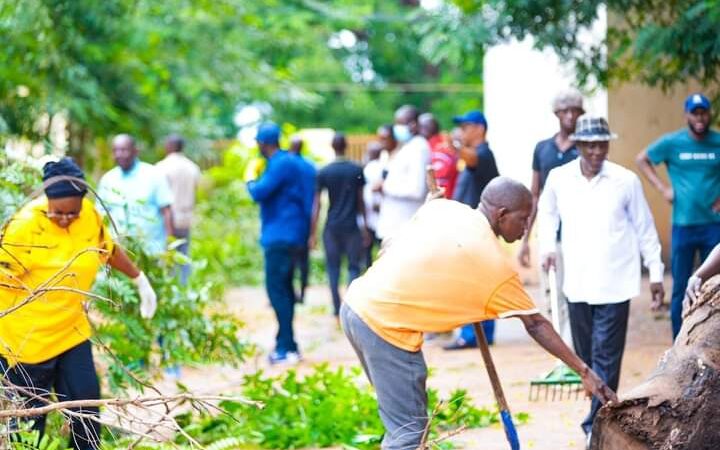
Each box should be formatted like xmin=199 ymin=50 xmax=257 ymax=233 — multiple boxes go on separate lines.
xmin=419 ymin=0 xmax=720 ymax=98
xmin=0 ymin=0 xmax=484 ymax=162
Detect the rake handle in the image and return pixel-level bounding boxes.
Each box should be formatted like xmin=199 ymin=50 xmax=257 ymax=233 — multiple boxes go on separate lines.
xmin=471 ymin=322 xmax=511 ymax=412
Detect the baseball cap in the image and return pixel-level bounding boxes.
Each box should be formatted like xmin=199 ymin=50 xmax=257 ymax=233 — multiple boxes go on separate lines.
xmin=684 ymin=93 xmax=711 ymax=113
xmin=256 ymin=122 xmax=281 ymax=145
xmin=452 ymin=110 xmax=487 ymax=127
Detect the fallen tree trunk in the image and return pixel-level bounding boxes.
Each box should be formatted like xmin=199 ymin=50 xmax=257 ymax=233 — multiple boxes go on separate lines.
xmin=591 ymin=276 xmax=720 ymax=449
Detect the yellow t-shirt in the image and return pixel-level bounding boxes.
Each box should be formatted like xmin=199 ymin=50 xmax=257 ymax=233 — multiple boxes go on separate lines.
xmin=0 ymin=196 xmax=114 ymax=364
xmin=346 ymin=199 xmax=538 ymax=352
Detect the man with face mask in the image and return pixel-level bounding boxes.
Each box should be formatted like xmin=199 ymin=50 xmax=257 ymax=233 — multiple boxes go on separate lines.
xmin=539 ymin=116 xmax=665 ymax=444
xmin=246 ymin=122 xmax=307 ymax=365
xmin=374 ymin=105 xmax=430 ymax=241
xmin=636 ymin=93 xmax=720 ymax=339
xmin=341 ymin=177 xmax=616 ymax=450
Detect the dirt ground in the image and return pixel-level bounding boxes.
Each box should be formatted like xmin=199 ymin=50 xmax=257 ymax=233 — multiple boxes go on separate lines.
xmin=174 ymin=276 xmax=673 ymax=450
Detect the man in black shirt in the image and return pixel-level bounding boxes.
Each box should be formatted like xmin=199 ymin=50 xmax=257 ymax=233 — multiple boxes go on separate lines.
xmin=310 ymin=133 xmax=369 ymax=317
xmin=445 ymin=110 xmax=500 ymax=350
xmin=451 ymin=110 xmax=500 ymax=208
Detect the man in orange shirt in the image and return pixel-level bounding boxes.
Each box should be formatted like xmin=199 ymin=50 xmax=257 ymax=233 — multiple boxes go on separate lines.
xmin=341 ymin=176 xmax=615 ymax=450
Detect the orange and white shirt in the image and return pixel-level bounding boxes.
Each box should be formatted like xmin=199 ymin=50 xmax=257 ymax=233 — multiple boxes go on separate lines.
xmin=346 ymin=199 xmax=538 ymax=352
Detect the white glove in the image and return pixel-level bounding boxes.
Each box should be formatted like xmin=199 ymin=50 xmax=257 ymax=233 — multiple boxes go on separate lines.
xmin=132 ymin=271 xmax=157 ymax=319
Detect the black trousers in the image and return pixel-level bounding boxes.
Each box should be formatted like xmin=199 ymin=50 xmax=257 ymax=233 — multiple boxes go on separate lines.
xmin=1 ymin=340 xmax=101 ymax=450
xmin=567 ymin=300 xmax=629 ymax=435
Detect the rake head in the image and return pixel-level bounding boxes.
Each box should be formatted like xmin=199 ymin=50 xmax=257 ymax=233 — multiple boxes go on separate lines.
xmin=529 ymin=364 xmax=583 ymax=401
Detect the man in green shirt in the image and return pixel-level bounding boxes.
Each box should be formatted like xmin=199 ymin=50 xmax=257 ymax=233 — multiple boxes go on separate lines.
xmin=636 ymin=93 xmax=720 ymax=338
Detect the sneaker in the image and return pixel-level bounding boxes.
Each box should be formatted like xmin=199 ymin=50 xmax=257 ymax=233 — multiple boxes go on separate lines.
xmin=268 ymin=350 xmax=301 ymax=365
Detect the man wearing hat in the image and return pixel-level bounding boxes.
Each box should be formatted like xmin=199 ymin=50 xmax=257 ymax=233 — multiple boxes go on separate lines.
xmin=444 ymin=109 xmax=500 ymax=350
xmin=246 ymin=122 xmax=307 ymax=365
xmin=538 ymin=116 xmax=665 ymax=440
xmin=636 ymin=93 xmax=720 ymax=339
xmin=519 ymin=88 xmax=584 ymax=347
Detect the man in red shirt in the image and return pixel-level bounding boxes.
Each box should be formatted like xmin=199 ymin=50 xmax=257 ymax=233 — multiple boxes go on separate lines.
xmin=419 ymin=113 xmax=458 ymax=199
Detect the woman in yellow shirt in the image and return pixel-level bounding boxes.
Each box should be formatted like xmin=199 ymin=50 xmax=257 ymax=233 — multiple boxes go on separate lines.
xmin=0 ymin=158 xmax=157 ymax=450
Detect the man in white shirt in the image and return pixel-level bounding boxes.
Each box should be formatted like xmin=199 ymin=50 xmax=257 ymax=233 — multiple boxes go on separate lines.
xmin=156 ymin=134 xmax=201 ymax=283
xmin=375 ymin=105 xmax=430 ymax=241
xmin=538 ymin=116 xmax=665 ymax=440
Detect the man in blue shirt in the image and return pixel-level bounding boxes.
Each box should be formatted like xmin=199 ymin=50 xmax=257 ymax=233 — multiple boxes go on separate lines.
xmin=247 ymin=123 xmax=307 ymax=364
xmin=636 ymin=93 xmax=720 ymax=338
xmin=288 ymin=136 xmax=317 ymax=304
xmin=98 ymin=134 xmax=174 ymax=255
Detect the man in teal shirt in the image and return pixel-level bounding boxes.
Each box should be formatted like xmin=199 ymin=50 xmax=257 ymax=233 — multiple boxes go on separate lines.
xmin=636 ymin=93 xmax=720 ymax=338
xmin=98 ymin=134 xmax=174 ymax=255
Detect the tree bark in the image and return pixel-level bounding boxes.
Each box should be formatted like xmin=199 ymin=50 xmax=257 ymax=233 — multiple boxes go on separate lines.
xmin=591 ymin=276 xmax=720 ymax=449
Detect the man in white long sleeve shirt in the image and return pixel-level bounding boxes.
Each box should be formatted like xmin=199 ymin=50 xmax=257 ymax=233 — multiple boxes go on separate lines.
xmin=538 ymin=116 xmax=665 ymax=442
xmin=375 ymin=105 xmax=430 ymax=240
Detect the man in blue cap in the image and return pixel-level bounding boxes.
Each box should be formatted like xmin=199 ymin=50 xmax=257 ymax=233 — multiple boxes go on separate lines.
xmin=444 ymin=109 xmax=500 ymax=350
xmin=246 ymin=122 xmax=307 ymax=364
xmin=636 ymin=93 xmax=720 ymax=339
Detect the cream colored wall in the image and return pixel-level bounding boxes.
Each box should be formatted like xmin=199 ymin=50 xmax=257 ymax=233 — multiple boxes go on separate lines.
xmin=608 ymin=83 xmax=703 ymax=261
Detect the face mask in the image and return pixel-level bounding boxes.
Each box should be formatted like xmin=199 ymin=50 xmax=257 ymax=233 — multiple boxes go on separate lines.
xmin=393 ymin=124 xmax=412 ymax=143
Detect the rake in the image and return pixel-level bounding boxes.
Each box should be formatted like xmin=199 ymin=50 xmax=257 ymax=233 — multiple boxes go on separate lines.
xmin=529 ymin=267 xmax=583 ymax=401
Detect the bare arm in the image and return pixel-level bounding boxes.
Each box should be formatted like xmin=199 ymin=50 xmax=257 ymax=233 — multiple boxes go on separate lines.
xmin=309 ymin=191 xmax=321 ymax=249
xmin=696 ymin=244 xmax=720 ymax=281
xmin=518 ymin=313 xmax=618 ymax=403
xmin=458 ymin=145 xmax=478 ymax=168
xmin=161 ymin=206 xmax=174 ymax=238
xmin=636 ymin=150 xmax=673 ymax=203
xmin=108 ymin=246 xmax=140 ymax=278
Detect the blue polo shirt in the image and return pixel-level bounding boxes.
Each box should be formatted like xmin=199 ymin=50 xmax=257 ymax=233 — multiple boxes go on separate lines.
xmin=97 ymin=159 xmax=174 ymax=254
xmin=647 ymin=129 xmax=720 ymax=226
xmin=247 ymin=150 xmax=307 ymax=247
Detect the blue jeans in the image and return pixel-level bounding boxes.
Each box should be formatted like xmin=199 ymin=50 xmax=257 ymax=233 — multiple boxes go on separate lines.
xmin=459 ymin=321 xmax=495 ymax=345
xmin=173 ymin=228 xmax=191 ymax=285
xmin=567 ymin=300 xmax=629 ymax=435
xmin=670 ymin=223 xmax=720 ymax=338
xmin=323 ymin=227 xmax=364 ymax=316
xmin=264 ymin=244 xmax=301 ymax=353
xmin=291 ymin=245 xmax=310 ymax=303
xmin=0 ymin=341 xmax=101 ymax=450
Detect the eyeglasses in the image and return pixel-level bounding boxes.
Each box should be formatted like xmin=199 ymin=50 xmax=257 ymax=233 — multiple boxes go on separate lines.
xmin=45 ymin=211 xmax=80 ymax=220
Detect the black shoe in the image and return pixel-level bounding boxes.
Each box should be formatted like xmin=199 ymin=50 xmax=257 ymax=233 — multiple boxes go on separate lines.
xmin=443 ymin=339 xmax=478 ymax=350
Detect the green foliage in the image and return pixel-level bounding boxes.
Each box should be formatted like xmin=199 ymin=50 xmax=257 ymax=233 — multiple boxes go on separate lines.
xmin=9 ymin=429 xmax=71 ymax=450
xmin=92 ymin=236 xmax=250 ymax=392
xmin=174 ymin=364 xmax=522 ymax=450
xmin=0 ymin=156 xmax=42 ymax=225
xmin=1 ymin=0 xmax=485 ymax=156
xmin=420 ymin=0 xmax=720 ymax=100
